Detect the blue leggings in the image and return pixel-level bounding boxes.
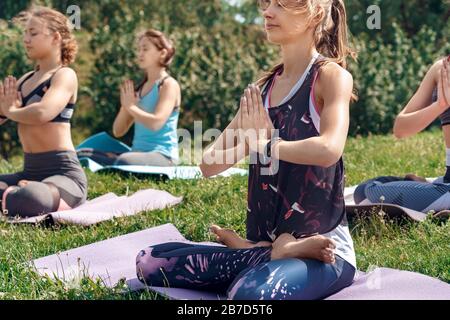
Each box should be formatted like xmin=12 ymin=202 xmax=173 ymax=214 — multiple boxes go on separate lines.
xmin=354 ymin=176 xmax=450 ymax=212
xmin=136 ymin=242 xmax=355 ymax=300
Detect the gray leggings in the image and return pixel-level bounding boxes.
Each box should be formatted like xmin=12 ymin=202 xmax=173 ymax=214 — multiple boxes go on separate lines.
xmin=114 ymin=151 xmax=176 ymax=166
xmin=0 ymin=151 xmax=88 ymax=218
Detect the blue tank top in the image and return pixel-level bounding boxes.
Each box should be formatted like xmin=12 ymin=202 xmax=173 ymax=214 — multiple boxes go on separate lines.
xmin=132 ymin=77 xmax=180 ymax=162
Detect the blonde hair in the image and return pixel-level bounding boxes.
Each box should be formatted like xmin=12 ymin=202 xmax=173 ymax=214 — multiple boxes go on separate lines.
xmin=14 ymin=6 xmax=78 ymax=66
xmin=256 ymin=0 xmax=357 ymax=88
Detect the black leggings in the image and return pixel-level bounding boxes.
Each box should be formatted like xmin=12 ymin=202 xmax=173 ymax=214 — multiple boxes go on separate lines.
xmin=0 ymin=151 xmax=87 ymax=218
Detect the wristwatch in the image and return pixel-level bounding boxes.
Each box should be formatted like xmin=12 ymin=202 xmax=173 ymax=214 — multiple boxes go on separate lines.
xmin=265 ymin=137 xmax=282 ymax=158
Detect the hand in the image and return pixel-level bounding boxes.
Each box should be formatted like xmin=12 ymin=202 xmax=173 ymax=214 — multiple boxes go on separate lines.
xmin=0 ymin=76 xmax=22 ymax=116
xmin=438 ymin=56 xmax=450 ymax=109
xmin=120 ymin=79 xmax=139 ymax=110
xmin=239 ymin=84 xmax=275 ymax=153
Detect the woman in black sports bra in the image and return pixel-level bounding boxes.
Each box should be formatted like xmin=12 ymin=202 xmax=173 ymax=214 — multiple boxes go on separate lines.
xmin=0 ymin=6 xmax=87 ymax=218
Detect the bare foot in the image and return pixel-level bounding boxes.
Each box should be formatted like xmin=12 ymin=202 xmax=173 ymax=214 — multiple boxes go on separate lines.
xmin=210 ymin=225 xmax=270 ymax=249
xmin=404 ymin=174 xmax=427 ymax=183
xmin=18 ymin=180 xmax=30 ymax=188
xmin=271 ymin=233 xmax=337 ymax=264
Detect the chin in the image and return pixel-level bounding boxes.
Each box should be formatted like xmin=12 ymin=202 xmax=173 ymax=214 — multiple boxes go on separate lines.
xmin=26 ymin=52 xmax=38 ymax=60
xmin=266 ymin=35 xmax=284 ymax=45
xmin=138 ymin=62 xmax=150 ymax=70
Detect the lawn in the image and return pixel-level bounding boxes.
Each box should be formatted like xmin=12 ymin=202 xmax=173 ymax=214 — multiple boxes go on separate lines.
xmin=0 ymin=129 xmax=449 ymax=299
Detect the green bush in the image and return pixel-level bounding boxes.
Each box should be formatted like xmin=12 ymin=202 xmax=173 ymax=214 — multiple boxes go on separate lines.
xmin=0 ymin=21 xmax=32 ymax=159
xmin=83 ymin=0 xmax=277 ymax=137
xmin=0 ymin=0 xmax=449 ymax=155
xmin=349 ymin=24 xmax=450 ymax=135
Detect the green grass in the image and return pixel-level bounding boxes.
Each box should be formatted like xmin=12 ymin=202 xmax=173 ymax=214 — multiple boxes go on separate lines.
xmin=0 ymin=129 xmax=449 ymax=299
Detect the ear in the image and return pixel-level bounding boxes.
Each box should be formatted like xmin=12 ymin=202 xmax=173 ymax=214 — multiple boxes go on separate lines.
xmin=160 ymin=48 xmax=168 ymax=62
xmin=52 ymin=31 xmax=62 ymax=46
xmin=310 ymin=7 xmax=326 ymax=29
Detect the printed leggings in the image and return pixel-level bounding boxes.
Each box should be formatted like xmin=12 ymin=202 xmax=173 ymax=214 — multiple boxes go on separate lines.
xmin=136 ymin=242 xmax=356 ymax=300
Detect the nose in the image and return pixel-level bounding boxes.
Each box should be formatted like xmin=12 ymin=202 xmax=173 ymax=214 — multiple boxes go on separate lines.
xmin=262 ymin=3 xmax=275 ymax=20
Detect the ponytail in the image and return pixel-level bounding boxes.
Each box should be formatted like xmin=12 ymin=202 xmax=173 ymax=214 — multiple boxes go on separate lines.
xmin=316 ymin=0 xmax=356 ymax=69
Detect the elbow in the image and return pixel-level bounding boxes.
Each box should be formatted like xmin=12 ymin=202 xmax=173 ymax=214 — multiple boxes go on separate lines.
xmin=199 ymin=151 xmax=216 ymax=178
xmin=199 ymin=164 xmax=209 ymax=178
xmin=393 ymin=118 xmax=408 ymax=139
xmin=150 ymin=123 xmax=163 ymax=132
xmin=149 ymin=118 xmax=165 ymax=132
xmin=112 ymin=126 xmax=123 ymax=138
xmin=199 ymin=163 xmax=213 ymax=178
xmin=319 ymin=143 xmax=342 ymax=168
xmin=393 ymin=130 xmax=406 ymax=140
xmin=35 ymin=111 xmax=53 ymax=125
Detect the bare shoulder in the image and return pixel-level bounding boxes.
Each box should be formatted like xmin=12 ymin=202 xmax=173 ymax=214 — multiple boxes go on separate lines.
xmin=52 ymin=67 xmax=78 ymax=87
xmin=429 ymin=58 xmax=446 ymax=83
xmin=318 ymin=62 xmax=353 ymax=84
xmin=53 ymin=67 xmax=78 ymax=82
xmin=161 ymin=76 xmax=180 ymax=91
xmin=317 ymin=62 xmax=353 ymax=100
xmin=160 ymin=76 xmax=181 ymax=102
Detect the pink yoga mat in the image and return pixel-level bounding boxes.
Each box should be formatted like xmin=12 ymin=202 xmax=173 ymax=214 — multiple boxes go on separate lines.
xmin=31 ymin=224 xmax=450 ymax=300
xmin=8 ymin=189 xmax=183 ymax=226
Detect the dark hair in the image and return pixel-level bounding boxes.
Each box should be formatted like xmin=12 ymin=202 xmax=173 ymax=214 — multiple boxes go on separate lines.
xmin=136 ymin=29 xmax=176 ymax=92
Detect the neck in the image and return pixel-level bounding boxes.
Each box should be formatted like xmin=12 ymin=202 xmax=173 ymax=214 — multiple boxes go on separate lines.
xmin=36 ymin=52 xmax=63 ymax=73
xmin=279 ymin=34 xmax=317 ymax=80
xmin=145 ymin=66 xmax=167 ymax=85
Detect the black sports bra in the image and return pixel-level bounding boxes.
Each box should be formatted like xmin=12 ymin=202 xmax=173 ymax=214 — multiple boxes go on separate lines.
xmin=18 ymin=68 xmax=75 ymax=123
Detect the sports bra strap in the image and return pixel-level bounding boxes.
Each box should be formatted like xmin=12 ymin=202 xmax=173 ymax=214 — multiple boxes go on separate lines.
xmin=157 ymin=75 xmax=171 ymax=89
xmin=18 ymin=71 xmax=36 ymax=92
xmin=18 ymin=67 xmax=64 ymax=93
xmin=47 ymin=67 xmax=64 ymax=85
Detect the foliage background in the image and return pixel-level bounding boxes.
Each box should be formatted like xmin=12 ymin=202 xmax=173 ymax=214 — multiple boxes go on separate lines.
xmin=0 ymin=0 xmax=449 ymax=158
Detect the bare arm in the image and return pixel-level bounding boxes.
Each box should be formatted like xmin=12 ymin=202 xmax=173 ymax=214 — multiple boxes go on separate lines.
xmin=2 ymin=68 xmax=77 ymax=125
xmin=0 ymin=71 xmax=33 ymax=124
xmin=112 ymin=107 xmax=134 ymax=138
xmin=271 ymin=63 xmax=352 ymax=168
xmin=124 ymin=78 xmax=181 ymax=131
xmin=200 ymin=108 xmax=249 ymax=178
xmin=393 ymin=59 xmax=447 ymax=139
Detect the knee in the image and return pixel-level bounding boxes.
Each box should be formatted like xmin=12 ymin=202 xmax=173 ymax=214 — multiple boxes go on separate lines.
xmin=136 ymin=246 xmax=177 ymax=286
xmin=3 ymin=182 xmax=58 ymax=218
xmin=114 ymin=153 xmax=132 ymax=166
xmin=227 ymin=259 xmax=298 ymax=300
xmin=227 ymin=259 xmax=321 ymax=300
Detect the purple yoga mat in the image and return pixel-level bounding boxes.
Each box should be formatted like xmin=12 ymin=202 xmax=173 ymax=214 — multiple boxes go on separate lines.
xmin=32 ymin=224 xmax=450 ymax=300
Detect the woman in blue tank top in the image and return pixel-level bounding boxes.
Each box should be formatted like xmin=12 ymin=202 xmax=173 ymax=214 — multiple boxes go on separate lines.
xmin=112 ymin=29 xmax=181 ymax=166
